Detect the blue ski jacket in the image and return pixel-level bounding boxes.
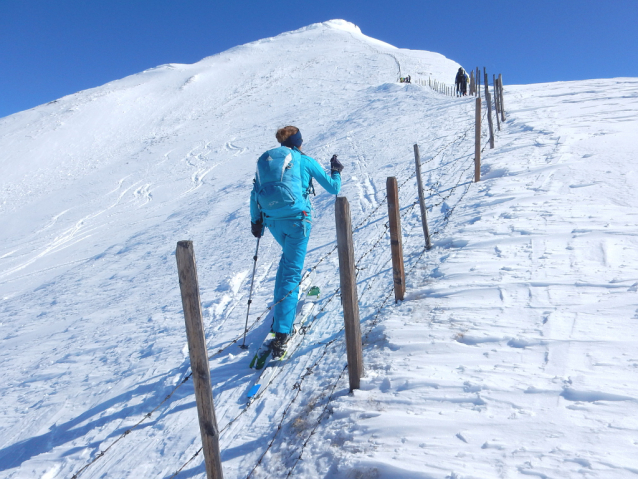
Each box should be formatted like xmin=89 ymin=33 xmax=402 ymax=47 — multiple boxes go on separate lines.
xmin=250 ymin=147 xmax=341 ymax=223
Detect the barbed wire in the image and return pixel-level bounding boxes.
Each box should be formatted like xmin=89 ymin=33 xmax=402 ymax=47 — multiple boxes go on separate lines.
xmin=169 ymin=178 xmax=440 ymax=478
xmin=243 ymin=129 xmax=481 ymax=479
xmin=272 ymin=107 xmax=493 ymax=478
xmin=238 ymin=106 xmax=481 ymax=476
xmin=171 ymin=125 xmax=482 ymax=477
xmin=71 ymin=91 xmax=489 ymax=479
xmin=167 ymin=203 xmax=408 ymax=478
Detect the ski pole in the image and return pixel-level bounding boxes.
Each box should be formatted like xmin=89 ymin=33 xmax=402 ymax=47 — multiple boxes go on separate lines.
xmin=240 ymin=237 xmax=261 ymax=349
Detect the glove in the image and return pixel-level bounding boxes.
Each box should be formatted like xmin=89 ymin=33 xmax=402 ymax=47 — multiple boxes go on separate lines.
xmin=251 ymin=219 xmax=264 ymax=238
xmin=330 ymin=155 xmax=344 ymax=174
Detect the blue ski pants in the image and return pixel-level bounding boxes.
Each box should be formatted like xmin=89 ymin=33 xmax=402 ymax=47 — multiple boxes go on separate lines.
xmin=265 ymin=218 xmax=311 ymax=334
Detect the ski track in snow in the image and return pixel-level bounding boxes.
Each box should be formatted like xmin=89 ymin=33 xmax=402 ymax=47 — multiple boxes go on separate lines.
xmin=1 ymin=19 xmax=638 ymax=479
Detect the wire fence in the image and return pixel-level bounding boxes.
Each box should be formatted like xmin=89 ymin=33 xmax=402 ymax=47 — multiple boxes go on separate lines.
xmin=235 ymin=102 xmax=494 ymax=479
xmin=69 ymin=83 xmax=497 ymax=479
xmin=276 ymin=145 xmax=477 ymax=479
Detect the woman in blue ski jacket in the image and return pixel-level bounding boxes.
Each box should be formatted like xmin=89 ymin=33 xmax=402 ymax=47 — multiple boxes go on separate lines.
xmin=250 ymin=126 xmax=343 ymax=357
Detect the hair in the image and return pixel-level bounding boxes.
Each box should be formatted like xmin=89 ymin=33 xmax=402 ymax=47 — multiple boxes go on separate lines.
xmin=276 ymin=126 xmax=299 ymax=144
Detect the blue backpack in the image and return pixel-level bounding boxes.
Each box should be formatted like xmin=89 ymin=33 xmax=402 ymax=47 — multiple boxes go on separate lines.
xmin=255 ymin=146 xmax=309 ymax=219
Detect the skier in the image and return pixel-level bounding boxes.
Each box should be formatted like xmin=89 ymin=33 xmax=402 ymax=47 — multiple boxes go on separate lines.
xmin=455 ymin=67 xmax=468 ymax=96
xmin=250 ymin=126 xmax=343 ymax=357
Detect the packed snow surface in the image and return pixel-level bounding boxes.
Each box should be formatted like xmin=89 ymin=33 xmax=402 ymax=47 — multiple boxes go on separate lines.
xmin=1 ymin=19 xmax=638 ymax=479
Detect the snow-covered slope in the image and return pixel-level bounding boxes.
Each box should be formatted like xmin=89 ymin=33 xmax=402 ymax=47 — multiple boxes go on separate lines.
xmin=2 ymin=18 xmax=638 ymax=479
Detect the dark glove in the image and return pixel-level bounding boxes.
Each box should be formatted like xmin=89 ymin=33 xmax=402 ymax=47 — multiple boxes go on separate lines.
xmin=330 ymin=155 xmax=344 ymax=174
xmin=251 ymin=219 xmax=264 ymax=238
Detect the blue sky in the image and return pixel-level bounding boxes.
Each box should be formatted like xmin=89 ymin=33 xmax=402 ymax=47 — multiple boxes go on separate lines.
xmin=1 ymin=0 xmax=636 ymax=118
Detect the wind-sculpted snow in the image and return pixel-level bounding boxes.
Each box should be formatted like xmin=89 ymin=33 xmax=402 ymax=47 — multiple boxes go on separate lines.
xmin=1 ymin=18 xmax=638 ymax=479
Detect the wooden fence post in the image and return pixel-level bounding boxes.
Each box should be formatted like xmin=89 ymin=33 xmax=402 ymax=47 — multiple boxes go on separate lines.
xmin=413 ymin=144 xmax=432 ymax=249
xmin=476 ymin=67 xmax=480 ymax=97
xmin=475 ymin=97 xmax=481 ymax=182
xmin=470 ymin=70 xmax=475 ymax=95
xmin=493 ymin=74 xmax=501 ymax=131
xmin=335 ymin=197 xmax=363 ymax=391
xmin=493 ymin=75 xmax=500 ymax=114
xmin=386 ymin=177 xmax=406 ymax=302
xmin=175 ymin=241 xmax=224 ymax=479
xmin=499 ymin=73 xmax=506 ymax=121
xmin=483 ymin=68 xmax=495 ymax=149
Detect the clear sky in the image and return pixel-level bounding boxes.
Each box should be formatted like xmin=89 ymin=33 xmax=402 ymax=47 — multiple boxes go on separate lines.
xmin=1 ymin=0 xmax=636 ymax=119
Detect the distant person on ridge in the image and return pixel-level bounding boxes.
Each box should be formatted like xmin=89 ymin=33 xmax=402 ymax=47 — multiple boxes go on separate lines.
xmin=250 ymin=126 xmax=343 ymax=357
xmin=455 ymin=67 xmax=468 ymax=96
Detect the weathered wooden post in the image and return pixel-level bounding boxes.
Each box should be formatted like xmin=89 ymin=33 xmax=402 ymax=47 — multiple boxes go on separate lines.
xmin=413 ymin=144 xmax=432 ymax=249
xmin=470 ymin=70 xmax=475 ymax=96
xmin=493 ymin=75 xmax=500 ymax=114
xmin=493 ymin=74 xmax=501 ymax=131
xmin=499 ymin=73 xmax=506 ymax=121
xmin=335 ymin=197 xmax=363 ymax=391
xmin=483 ymin=68 xmax=495 ymax=149
xmin=476 ymin=67 xmax=480 ymax=97
xmin=175 ymin=241 xmax=224 ymax=479
xmin=386 ymin=177 xmax=406 ymax=302
xmin=475 ymin=97 xmax=481 ymax=182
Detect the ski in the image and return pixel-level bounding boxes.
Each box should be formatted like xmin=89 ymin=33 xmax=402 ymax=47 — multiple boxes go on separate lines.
xmin=246 ymin=281 xmax=320 ymax=402
xmin=248 ymin=270 xmax=315 ymax=370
